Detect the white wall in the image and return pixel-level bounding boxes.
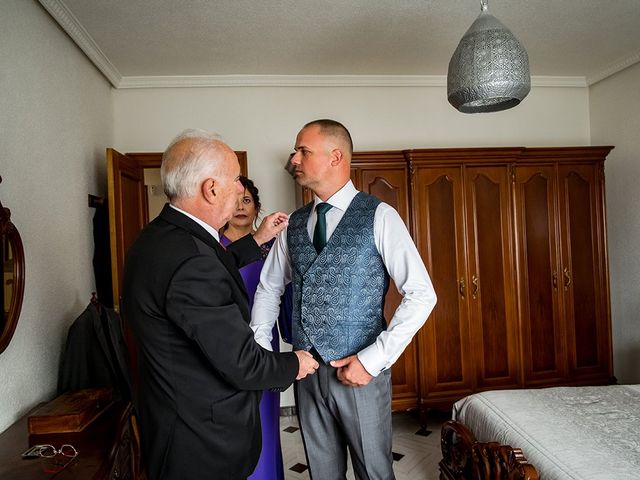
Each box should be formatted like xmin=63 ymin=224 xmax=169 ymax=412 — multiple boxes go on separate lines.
xmin=590 ymin=62 xmax=640 ymax=384
xmin=0 ymin=0 xmax=113 ymax=431
xmin=114 ymin=83 xmax=591 ymax=405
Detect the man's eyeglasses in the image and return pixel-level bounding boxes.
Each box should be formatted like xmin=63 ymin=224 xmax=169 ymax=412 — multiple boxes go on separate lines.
xmin=22 ymin=444 xmax=78 ymax=476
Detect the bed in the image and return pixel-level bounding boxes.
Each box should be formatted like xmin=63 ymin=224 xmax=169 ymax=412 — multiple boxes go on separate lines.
xmin=439 ymin=384 xmax=640 ymax=480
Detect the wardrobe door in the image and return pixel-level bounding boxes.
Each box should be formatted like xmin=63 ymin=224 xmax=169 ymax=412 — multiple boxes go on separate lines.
xmin=514 ymin=165 xmax=567 ymax=385
xmin=414 ymin=166 xmax=474 ymax=406
xmin=557 ymin=163 xmax=612 ymax=382
xmin=464 ymin=166 xmax=520 ymax=390
xmin=359 ymin=165 xmax=419 ymax=410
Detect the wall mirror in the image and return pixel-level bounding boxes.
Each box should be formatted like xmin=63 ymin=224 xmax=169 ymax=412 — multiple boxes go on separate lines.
xmin=0 ymin=176 xmax=25 ymax=353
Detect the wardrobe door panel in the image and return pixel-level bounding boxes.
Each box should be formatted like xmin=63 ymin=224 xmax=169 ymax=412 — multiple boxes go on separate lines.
xmin=558 ymin=164 xmax=612 ymax=380
xmin=362 ymin=168 xmax=410 ymax=221
xmin=465 ymin=166 xmax=519 ymax=389
xmin=360 ymin=166 xmax=418 ymax=409
xmin=414 ymin=167 xmax=473 ymax=402
xmin=515 ymin=166 xmax=567 ymax=385
xmin=361 ymin=168 xmax=412 ymax=332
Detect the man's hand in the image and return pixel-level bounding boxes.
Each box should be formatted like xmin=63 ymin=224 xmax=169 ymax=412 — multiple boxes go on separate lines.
xmin=330 ymin=355 xmax=373 ymax=387
xmin=294 ymin=350 xmax=319 ymax=380
xmin=253 ymin=211 xmax=289 ymax=246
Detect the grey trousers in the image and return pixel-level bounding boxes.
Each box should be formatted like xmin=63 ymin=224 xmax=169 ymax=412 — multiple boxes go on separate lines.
xmin=295 ymin=361 xmax=395 ymax=480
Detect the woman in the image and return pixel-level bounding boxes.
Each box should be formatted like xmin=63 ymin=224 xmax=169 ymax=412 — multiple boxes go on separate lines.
xmin=220 ymin=176 xmax=290 ymax=480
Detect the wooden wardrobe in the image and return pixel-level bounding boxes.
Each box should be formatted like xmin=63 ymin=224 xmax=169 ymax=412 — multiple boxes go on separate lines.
xmin=298 ymin=146 xmax=615 ymax=412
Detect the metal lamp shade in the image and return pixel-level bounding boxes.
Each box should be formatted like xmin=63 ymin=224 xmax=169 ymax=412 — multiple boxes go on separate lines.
xmin=447 ymin=8 xmax=530 ymax=113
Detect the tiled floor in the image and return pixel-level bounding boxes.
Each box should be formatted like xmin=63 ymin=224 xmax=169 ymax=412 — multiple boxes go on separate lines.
xmin=280 ymin=410 xmax=450 ymax=479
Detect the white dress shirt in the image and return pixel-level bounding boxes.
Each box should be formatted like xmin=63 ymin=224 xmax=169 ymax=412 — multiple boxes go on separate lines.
xmin=251 ymin=180 xmax=437 ymax=376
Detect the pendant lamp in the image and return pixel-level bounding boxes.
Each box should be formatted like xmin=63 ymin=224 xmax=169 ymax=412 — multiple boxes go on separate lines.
xmin=447 ymin=0 xmax=530 ymax=113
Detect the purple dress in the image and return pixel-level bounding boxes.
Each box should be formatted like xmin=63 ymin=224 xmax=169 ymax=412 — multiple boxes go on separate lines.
xmin=220 ymin=235 xmax=286 ymax=480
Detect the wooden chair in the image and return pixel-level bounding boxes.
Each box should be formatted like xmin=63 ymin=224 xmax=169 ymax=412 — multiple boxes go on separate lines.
xmin=439 ymin=420 xmax=539 ymax=480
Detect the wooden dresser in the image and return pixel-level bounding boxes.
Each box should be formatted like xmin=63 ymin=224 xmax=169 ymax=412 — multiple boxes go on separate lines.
xmin=0 ymin=402 xmax=135 ymax=479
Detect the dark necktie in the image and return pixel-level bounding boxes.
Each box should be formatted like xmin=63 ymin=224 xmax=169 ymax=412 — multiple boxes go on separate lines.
xmin=312 ymin=203 xmax=333 ymax=253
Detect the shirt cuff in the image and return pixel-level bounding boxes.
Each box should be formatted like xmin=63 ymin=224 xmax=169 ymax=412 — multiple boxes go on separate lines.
xmin=254 ymin=335 xmax=274 ymax=351
xmin=357 ymin=344 xmax=388 ymax=377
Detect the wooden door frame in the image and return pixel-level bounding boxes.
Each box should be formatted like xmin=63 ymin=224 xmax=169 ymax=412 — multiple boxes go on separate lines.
xmin=107 ymin=150 xmax=247 ymax=312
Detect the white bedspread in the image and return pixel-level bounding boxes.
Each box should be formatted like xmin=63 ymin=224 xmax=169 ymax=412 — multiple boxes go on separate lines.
xmin=453 ymin=385 xmax=640 ymax=480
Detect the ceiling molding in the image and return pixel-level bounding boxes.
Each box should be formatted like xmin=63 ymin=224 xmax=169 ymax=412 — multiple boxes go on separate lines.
xmin=532 ymin=76 xmax=587 ymax=88
xmin=38 ymin=0 xmax=122 ymax=87
xmin=116 ymin=74 xmax=587 ymax=89
xmin=586 ymin=52 xmax=640 ymax=86
xmin=117 ymin=75 xmax=448 ymax=89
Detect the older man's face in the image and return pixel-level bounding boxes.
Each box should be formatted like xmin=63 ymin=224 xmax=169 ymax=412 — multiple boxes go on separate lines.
xmin=215 ymin=147 xmax=243 ymax=225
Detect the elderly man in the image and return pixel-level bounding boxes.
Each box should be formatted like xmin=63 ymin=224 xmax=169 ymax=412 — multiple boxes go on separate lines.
xmin=122 ymin=129 xmax=318 ymax=480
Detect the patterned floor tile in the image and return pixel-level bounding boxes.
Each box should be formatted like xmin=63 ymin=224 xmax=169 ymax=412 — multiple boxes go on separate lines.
xmin=289 ymin=463 xmax=308 ymax=473
xmin=280 ymin=410 xmax=450 ymax=480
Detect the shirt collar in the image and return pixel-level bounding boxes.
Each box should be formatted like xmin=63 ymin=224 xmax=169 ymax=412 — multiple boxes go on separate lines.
xmin=313 ymin=180 xmax=358 ymax=212
xmin=169 ymin=204 xmax=220 ymax=242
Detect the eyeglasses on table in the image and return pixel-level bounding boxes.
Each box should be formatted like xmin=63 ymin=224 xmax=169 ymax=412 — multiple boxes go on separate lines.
xmin=22 ymin=444 xmax=79 ymax=476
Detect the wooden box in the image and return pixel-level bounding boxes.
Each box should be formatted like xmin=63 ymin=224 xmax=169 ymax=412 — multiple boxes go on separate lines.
xmin=27 ymin=388 xmax=113 ymax=434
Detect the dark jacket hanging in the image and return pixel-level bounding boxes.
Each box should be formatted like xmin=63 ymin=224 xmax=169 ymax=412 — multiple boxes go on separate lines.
xmin=58 ymin=302 xmax=131 ymax=401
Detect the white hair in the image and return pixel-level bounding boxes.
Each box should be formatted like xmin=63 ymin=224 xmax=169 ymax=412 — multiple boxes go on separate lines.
xmin=161 ymin=129 xmax=225 ymax=200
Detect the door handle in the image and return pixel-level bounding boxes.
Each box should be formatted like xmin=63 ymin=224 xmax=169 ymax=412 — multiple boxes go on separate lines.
xmin=471 ymin=274 xmax=479 ymax=299
xmin=459 ymin=278 xmax=465 ymax=298
xmin=563 ymin=267 xmax=572 ymax=291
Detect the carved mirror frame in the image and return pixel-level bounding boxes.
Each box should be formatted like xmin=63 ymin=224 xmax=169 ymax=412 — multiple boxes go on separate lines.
xmin=0 ymin=176 xmax=25 ymax=353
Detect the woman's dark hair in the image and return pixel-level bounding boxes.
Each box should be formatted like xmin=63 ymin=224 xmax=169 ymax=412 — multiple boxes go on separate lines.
xmin=239 ymin=176 xmax=261 ymax=213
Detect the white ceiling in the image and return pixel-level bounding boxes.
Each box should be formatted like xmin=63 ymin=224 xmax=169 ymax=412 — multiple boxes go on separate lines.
xmin=40 ymin=0 xmax=640 ymax=88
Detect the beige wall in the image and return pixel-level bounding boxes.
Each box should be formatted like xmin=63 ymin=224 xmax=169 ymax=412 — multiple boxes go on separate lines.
xmin=590 ymin=62 xmax=640 ymax=384
xmin=0 ymin=0 xmax=113 ymax=431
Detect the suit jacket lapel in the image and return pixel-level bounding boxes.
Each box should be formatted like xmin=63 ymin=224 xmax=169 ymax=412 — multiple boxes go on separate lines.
xmin=158 ymin=204 xmax=248 ymax=296
xmin=210 ymin=239 xmax=247 ymax=295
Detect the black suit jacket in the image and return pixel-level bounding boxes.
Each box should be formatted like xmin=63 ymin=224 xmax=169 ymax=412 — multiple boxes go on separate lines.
xmin=58 ymin=302 xmax=131 ymax=400
xmin=122 ymin=204 xmax=298 ymax=480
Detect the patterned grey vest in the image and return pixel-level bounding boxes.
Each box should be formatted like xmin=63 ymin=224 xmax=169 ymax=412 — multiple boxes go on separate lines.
xmin=287 ymin=192 xmax=389 ymax=362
